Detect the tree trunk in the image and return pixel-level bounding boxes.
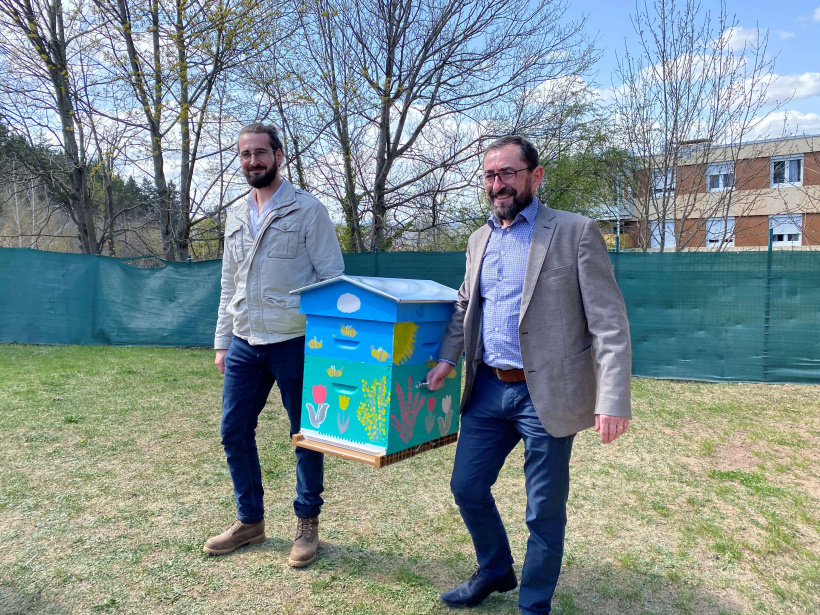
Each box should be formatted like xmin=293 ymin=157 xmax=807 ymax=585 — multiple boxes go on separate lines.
xmin=174 ymin=0 xmax=190 ymax=262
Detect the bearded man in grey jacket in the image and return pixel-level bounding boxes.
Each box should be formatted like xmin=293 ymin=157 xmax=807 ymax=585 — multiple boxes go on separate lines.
xmin=204 ymin=123 xmax=344 ymax=567
xmin=426 ymin=135 xmax=632 ymax=613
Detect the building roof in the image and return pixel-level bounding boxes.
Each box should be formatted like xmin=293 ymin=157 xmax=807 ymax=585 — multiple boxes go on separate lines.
xmin=678 ymin=134 xmax=820 ymax=164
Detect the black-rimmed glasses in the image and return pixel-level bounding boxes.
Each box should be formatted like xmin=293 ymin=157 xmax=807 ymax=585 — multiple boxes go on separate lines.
xmin=239 ymin=149 xmax=274 ymax=162
xmin=482 ymin=167 xmax=532 ymax=185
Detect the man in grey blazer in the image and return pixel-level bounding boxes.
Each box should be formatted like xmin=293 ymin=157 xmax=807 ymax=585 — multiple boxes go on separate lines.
xmin=426 ymin=135 xmax=632 ymax=614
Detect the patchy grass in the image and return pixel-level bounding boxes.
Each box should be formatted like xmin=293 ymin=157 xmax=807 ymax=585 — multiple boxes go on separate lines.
xmin=0 ymin=345 xmax=818 ymax=614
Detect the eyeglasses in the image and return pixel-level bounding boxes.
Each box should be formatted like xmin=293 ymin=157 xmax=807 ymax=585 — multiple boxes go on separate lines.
xmin=482 ymin=167 xmax=532 ymax=185
xmin=239 ymin=148 xmax=274 ymax=161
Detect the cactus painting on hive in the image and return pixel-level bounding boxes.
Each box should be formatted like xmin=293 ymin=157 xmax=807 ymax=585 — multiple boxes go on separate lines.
xmin=391 ymin=376 xmax=425 ymax=443
xmin=357 ymin=376 xmax=389 ymax=444
xmin=392 ymin=322 xmax=418 ymax=365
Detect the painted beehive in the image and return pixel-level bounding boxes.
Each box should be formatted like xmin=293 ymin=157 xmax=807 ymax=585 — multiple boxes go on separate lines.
xmin=290 ymin=275 xmax=462 ymax=460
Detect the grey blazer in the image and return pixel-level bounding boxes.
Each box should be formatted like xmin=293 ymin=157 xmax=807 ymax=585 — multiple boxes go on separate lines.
xmin=438 ymin=202 xmax=632 ymax=438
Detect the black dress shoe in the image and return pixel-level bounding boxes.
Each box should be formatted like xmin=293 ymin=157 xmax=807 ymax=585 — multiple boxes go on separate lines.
xmin=441 ymin=567 xmax=518 ymax=608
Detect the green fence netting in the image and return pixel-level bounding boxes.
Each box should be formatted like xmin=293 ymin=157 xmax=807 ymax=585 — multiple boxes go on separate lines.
xmin=612 ymin=251 xmax=820 ymax=384
xmin=0 ymin=248 xmax=222 ymax=347
xmin=1 ymin=247 xmax=819 ymax=384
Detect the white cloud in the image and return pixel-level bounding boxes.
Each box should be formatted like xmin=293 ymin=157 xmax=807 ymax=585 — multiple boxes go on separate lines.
xmin=761 ymin=72 xmax=820 ymax=104
xmin=747 ymin=110 xmax=820 ymax=141
xmin=532 ymin=75 xmax=594 ymax=103
xmin=814 ymin=6 xmax=820 ymax=21
xmin=777 ymin=31 xmax=796 ymax=40
xmin=721 ymin=27 xmax=761 ymax=51
xmin=788 ymin=110 xmax=820 ymax=133
xmin=594 ymin=85 xmax=617 ymax=106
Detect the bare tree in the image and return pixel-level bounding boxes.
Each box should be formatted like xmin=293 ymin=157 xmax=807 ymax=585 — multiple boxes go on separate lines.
xmin=289 ymin=0 xmax=370 ymax=251
xmin=0 ymin=0 xmax=103 ymax=253
xmin=612 ymin=0 xmax=784 ymax=251
xmin=91 ymin=0 xmax=290 ymax=261
xmin=276 ymin=0 xmax=595 ymax=252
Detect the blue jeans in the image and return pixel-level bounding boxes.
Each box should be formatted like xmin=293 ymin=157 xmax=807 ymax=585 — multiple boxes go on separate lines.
xmin=221 ymin=335 xmax=324 ymax=523
xmin=450 ymin=364 xmax=574 ymax=614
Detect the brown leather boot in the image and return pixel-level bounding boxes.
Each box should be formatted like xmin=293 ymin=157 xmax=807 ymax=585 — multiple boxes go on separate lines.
xmin=203 ymin=519 xmax=265 ymax=555
xmin=288 ymin=516 xmax=319 ymax=567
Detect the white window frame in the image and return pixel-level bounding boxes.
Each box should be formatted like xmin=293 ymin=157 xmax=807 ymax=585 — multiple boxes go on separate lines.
xmin=769 ymin=214 xmax=802 ymax=247
xmin=770 ymin=155 xmax=803 ymax=187
xmin=650 ymin=219 xmax=676 ymax=248
xmin=651 ymin=169 xmax=676 ymax=197
xmin=705 ymin=217 xmax=735 ymax=248
xmin=706 ymin=162 xmax=734 ymax=192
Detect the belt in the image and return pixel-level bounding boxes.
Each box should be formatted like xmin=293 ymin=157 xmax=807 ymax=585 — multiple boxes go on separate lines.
xmin=487 ymin=365 xmax=527 ymax=383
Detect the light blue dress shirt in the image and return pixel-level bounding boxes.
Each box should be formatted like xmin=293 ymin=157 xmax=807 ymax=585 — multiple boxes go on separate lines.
xmin=479 ymin=198 xmax=539 ymax=369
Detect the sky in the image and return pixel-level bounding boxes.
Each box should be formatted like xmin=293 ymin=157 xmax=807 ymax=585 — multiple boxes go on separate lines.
xmin=573 ymin=0 xmax=820 ymax=137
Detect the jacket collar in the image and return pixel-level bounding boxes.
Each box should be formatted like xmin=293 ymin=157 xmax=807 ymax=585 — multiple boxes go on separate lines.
xmin=232 ymin=179 xmax=301 ymax=229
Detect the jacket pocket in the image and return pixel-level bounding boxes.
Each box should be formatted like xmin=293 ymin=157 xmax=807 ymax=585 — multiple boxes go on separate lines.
xmin=537 ymin=263 xmax=574 ymax=281
xmin=263 ymin=293 xmax=301 ymax=309
xmin=226 ymin=224 xmax=245 ymax=262
xmin=266 ymin=220 xmax=300 ymax=259
xmin=261 ymin=293 xmax=303 ymax=335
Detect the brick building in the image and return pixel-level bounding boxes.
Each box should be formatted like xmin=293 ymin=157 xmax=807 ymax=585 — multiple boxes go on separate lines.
xmin=600 ymin=135 xmax=820 ymax=250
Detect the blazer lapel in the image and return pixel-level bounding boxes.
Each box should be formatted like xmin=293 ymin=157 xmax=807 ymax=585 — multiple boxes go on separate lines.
xmin=520 ymin=203 xmax=557 ymax=323
xmin=465 ymin=224 xmax=492 ymax=364
xmin=470 ymin=224 xmax=492 ymax=294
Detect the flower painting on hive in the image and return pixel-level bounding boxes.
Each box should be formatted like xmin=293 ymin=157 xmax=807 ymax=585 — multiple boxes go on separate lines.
xmin=357 ymin=376 xmax=389 ymax=444
xmin=306 ymin=384 xmax=329 ymax=428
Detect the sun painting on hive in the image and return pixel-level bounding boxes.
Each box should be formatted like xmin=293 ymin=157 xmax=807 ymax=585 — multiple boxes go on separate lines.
xmin=392 ymin=322 xmax=418 ymax=366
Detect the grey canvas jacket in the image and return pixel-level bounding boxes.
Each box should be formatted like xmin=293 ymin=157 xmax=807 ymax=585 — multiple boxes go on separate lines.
xmin=215 ymin=180 xmax=344 ymax=349
xmin=437 ymin=202 xmax=632 ymax=438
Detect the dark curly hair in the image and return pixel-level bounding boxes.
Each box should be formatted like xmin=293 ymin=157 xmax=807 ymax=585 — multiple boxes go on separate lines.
xmin=239 ymin=123 xmax=283 ymax=153
xmin=485 ymin=135 xmax=539 ymax=170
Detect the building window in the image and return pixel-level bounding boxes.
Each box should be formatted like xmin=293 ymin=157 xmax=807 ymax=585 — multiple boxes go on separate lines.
xmin=705 ymin=217 xmax=735 ymax=247
xmin=651 ymin=169 xmax=676 ymax=196
xmin=650 ymin=219 xmax=676 ymax=248
xmin=770 ymin=155 xmax=803 ymax=187
xmin=769 ymin=214 xmax=802 ymax=247
xmin=706 ymin=162 xmax=734 ymax=191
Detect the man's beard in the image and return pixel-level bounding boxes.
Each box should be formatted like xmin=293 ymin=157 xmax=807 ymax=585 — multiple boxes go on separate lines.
xmin=244 ymin=161 xmax=278 ymax=189
xmin=489 ymin=186 xmax=533 ymax=221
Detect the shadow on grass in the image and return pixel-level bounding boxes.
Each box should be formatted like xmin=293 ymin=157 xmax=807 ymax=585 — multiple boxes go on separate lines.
xmin=0 ymin=581 xmax=69 ymax=615
xmin=555 ymin=564 xmax=746 ymax=615
xmin=213 ymin=536 xmax=748 ymax=615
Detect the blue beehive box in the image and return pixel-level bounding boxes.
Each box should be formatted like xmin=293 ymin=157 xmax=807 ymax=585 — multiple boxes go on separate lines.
xmin=289 ymin=275 xmax=462 ymax=466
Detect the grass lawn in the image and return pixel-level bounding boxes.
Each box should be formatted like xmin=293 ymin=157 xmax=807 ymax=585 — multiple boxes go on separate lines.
xmin=0 ymin=344 xmax=818 ymax=615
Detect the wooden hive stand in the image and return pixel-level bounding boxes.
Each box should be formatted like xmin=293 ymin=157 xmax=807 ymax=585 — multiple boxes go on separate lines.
xmin=292 ymin=432 xmax=458 ymax=469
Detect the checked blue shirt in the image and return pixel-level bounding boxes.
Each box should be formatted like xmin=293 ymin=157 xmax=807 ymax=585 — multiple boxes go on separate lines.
xmin=479 ymin=198 xmax=539 ymax=370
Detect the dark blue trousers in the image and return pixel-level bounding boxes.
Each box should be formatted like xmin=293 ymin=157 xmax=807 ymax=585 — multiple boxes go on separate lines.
xmin=450 ymin=364 xmax=574 ymax=614
xmin=220 ymin=335 xmax=324 ymax=523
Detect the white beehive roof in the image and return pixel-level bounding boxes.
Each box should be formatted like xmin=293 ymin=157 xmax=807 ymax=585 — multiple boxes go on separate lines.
xmin=290 ymin=275 xmax=457 ymax=303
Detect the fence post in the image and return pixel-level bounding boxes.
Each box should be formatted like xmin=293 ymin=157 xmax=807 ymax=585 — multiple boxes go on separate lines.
xmin=763 ymin=228 xmax=773 ymax=382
